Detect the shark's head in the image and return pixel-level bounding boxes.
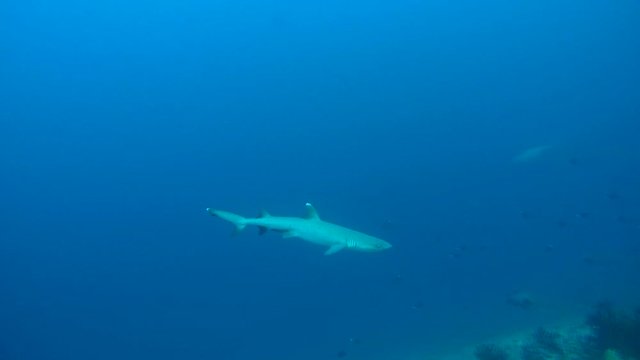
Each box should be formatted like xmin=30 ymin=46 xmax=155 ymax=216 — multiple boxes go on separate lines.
xmin=359 ymin=237 xmax=392 ymax=252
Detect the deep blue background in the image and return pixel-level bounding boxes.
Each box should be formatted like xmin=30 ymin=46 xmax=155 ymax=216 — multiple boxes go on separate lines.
xmin=1 ymin=0 xmax=639 ymax=359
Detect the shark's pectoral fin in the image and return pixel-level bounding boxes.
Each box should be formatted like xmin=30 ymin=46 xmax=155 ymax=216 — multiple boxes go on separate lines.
xmin=324 ymin=244 xmax=346 ymax=256
xmin=258 ymin=226 xmax=268 ymax=235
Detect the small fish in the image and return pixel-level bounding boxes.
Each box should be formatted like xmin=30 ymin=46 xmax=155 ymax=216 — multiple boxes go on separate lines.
xmin=507 ymin=291 xmax=535 ymax=309
xmin=391 ymin=274 xmax=403 ymax=284
xmin=575 ymin=212 xmax=591 ymax=220
xmin=411 ymin=301 xmax=424 ymax=310
xmin=583 ymin=255 xmax=597 ymax=265
xmin=606 ymin=191 xmax=620 ymax=200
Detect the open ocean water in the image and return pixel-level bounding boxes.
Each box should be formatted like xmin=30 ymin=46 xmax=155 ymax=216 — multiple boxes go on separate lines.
xmin=1 ymin=0 xmax=639 ymax=359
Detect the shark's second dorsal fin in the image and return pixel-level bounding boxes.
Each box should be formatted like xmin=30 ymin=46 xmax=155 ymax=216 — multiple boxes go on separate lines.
xmin=258 ymin=209 xmax=270 ymax=235
xmin=305 ymin=203 xmax=320 ymax=220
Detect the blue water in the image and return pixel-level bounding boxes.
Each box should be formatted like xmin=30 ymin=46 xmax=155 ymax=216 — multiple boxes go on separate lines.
xmin=1 ymin=0 xmax=639 ymax=359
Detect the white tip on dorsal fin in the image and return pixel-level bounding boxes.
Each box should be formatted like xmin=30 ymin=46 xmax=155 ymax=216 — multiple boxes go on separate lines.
xmin=305 ymin=202 xmax=320 ymax=220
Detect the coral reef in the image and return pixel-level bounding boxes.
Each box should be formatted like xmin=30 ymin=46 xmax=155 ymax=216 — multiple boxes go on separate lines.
xmin=585 ymin=301 xmax=640 ymax=360
xmin=520 ymin=327 xmax=565 ymax=360
xmin=467 ymin=302 xmax=640 ymax=360
xmin=474 ymin=343 xmax=510 ymax=360
xmin=604 ymin=349 xmax=624 ymax=360
xmin=533 ymin=327 xmax=565 ymax=355
xmin=520 ymin=343 xmax=548 ymax=360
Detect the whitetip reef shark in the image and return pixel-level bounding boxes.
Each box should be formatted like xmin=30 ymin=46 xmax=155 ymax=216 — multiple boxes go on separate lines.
xmin=513 ymin=145 xmax=553 ymax=163
xmin=206 ymin=203 xmax=392 ymax=255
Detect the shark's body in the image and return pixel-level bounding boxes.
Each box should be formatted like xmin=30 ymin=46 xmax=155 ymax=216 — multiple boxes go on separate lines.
xmin=206 ymin=203 xmax=392 ymax=255
xmin=513 ymin=145 xmax=553 ymax=163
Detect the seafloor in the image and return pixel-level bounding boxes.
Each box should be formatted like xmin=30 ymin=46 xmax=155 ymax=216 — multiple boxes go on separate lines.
xmin=417 ymin=302 xmax=639 ymax=360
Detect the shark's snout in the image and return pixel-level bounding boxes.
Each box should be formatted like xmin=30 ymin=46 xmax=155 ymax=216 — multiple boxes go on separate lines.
xmin=375 ymin=241 xmax=392 ymax=251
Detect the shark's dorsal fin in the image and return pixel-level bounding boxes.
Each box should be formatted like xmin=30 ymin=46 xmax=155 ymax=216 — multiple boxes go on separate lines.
xmin=305 ymin=203 xmax=320 ymax=220
xmin=259 ymin=209 xmax=271 ymax=218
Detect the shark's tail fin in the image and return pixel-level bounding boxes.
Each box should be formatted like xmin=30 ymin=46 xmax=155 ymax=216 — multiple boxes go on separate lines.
xmin=206 ymin=208 xmax=247 ymax=233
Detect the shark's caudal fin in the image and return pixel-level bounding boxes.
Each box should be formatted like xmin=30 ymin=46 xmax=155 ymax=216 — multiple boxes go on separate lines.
xmin=206 ymin=208 xmax=247 ymax=233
